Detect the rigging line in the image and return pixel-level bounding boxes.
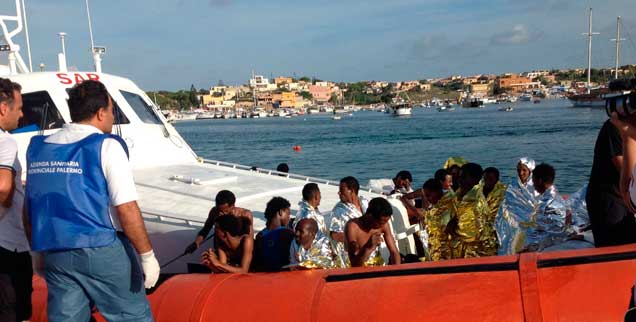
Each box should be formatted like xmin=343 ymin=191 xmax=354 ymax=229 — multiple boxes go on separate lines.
xmin=619 ymin=21 xmax=636 ymax=77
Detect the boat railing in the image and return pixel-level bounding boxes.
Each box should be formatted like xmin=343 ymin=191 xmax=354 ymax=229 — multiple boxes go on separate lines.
xmin=142 ymin=209 xmax=205 ymax=227
xmin=199 ymin=158 xmax=386 ymax=194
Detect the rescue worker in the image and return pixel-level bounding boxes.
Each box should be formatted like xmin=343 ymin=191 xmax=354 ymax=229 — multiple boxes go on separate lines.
xmin=24 ymin=80 xmax=159 ymax=322
xmin=0 ymin=79 xmax=31 ymax=322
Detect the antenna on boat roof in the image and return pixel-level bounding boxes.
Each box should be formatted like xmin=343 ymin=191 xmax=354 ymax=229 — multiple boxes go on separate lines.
xmin=57 ymin=32 xmax=67 ymax=72
xmin=19 ymin=0 xmax=32 ymax=72
xmin=0 ymin=0 xmax=31 ymax=75
xmin=85 ymin=0 xmax=105 ymax=73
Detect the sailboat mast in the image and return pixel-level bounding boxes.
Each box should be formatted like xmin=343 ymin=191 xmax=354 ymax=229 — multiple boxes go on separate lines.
xmin=612 ymin=17 xmax=623 ymax=80
xmin=586 ymin=8 xmax=593 ymax=94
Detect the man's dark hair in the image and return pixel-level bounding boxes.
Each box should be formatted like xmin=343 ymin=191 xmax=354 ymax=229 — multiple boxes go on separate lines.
xmin=67 ymin=80 xmax=111 ymax=123
xmin=434 ymin=169 xmax=449 ymax=182
xmin=483 ymin=167 xmax=500 ymax=180
xmin=366 ymin=197 xmax=393 ymax=219
xmin=215 ymin=190 xmax=236 ymax=206
xmin=449 ymin=164 xmax=461 ymax=172
xmin=532 ymin=163 xmax=555 ymax=184
xmin=215 ymin=215 xmax=251 ymax=237
xmin=264 ymin=196 xmax=291 ymax=221
xmin=340 ymin=176 xmax=360 ymax=194
xmin=422 ymin=179 xmax=443 ymax=194
xmin=302 ymin=183 xmax=320 ymax=201
xmin=394 ymin=170 xmax=412 ymax=182
xmin=276 ymin=163 xmax=289 ymax=173
xmin=460 ymin=163 xmax=483 ymax=181
xmin=0 ymin=78 xmax=21 ymax=105
xmin=297 ymin=218 xmax=318 ymax=235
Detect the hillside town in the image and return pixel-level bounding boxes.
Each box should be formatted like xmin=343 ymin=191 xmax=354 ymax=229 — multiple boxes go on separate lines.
xmin=152 ymin=65 xmax=636 ymax=120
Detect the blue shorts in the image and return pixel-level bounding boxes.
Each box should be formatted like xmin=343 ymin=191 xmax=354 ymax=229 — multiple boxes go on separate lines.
xmin=43 ymin=234 xmax=153 ymax=322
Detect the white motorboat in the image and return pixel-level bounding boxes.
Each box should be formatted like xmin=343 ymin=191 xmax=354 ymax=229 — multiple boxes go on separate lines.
xmin=0 ymin=1 xmax=419 ymax=275
xmin=195 ymin=112 xmax=215 ymax=120
xmin=307 ymin=108 xmax=319 ymax=114
xmin=437 ymin=105 xmax=456 ymax=112
xmin=391 ymin=103 xmax=412 ymax=116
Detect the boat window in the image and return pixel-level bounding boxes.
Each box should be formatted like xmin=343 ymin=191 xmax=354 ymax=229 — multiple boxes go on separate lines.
xmin=64 ymin=88 xmax=130 ymax=125
xmin=12 ymin=91 xmax=65 ymax=133
xmin=120 ymin=91 xmax=162 ymax=124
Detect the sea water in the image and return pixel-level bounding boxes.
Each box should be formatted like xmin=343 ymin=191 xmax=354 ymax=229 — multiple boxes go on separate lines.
xmin=174 ymin=99 xmax=606 ymax=194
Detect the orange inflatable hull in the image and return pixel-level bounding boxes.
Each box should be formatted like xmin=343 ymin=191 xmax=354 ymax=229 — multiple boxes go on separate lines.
xmin=31 ymin=244 xmax=636 ymax=322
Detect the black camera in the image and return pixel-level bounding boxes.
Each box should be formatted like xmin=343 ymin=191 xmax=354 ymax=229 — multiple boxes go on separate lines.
xmin=604 ymin=91 xmax=636 ymax=120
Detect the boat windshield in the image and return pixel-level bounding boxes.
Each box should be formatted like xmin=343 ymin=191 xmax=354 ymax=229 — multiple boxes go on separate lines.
xmin=120 ymin=91 xmax=162 ymax=125
xmin=13 ymin=91 xmax=65 ymax=133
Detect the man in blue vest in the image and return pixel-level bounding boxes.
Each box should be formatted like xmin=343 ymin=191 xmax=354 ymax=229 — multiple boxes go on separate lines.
xmin=24 ymin=80 xmax=159 ymax=322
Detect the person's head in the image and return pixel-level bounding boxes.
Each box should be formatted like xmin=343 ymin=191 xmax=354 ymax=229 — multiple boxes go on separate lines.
xmin=532 ymin=163 xmax=555 ymax=194
xmin=294 ymin=218 xmax=318 ymax=249
xmin=483 ymin=167 xmax=500 ymax=191
xmin=434 ymin=168 xmax=453 ymax=190
xmin=516 ymin=157 xmax=535 ymax=184
xmin=302 ymin=183 xmax=321 ymax=208
xmin=393 ymin=170 xmax=413 ymax=191
xmin=214 ymin=215 xmax=251 ymax=250
xmin=0 ymin=78 xmax=22 ymax=132
xmin=264 ymin=196 xmax=291 ymax=226
xmin=338 ymin=176 xmax=359 ymax=203
xmin=449 ymin=164 xmax=461 ymax=189
xmin=67 ymin=80 xmax=114 ymax=133
xmin=276 ymin=163 xmax=289 ymax=173
xmin=459 ymin=163 xmax=483 ymax=191
xmin=422 ymin=179 xmax=443 ymax=205
xmin=365 ymin=197 xmax=393 ymax=229
xmin=215 ymin=190 xmax=236 ymax=215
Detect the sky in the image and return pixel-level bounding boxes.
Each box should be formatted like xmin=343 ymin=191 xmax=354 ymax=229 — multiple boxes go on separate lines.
xmin=1 ymin=0 xmax=636 ymax=90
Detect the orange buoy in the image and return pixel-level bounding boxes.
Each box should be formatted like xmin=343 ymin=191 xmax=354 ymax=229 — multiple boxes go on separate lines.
xmin=292 ymin=145 xmax=301 ymax=151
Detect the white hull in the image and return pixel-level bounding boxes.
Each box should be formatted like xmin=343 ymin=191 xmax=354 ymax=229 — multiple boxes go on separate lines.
xmin=393 ymin=107 xmax=412 ymax=116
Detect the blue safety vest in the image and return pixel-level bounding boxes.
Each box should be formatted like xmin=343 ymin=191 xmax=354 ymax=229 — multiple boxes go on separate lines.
xmin=25 ymin=133 xmax=128 ymax=251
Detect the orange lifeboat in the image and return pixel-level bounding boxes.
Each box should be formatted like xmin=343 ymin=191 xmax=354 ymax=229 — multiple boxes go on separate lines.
xmin=30 ymin=244 xmax=636 ymax=322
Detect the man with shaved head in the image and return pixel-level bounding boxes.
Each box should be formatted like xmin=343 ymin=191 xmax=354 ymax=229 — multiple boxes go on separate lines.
xmin=289 ymin=218 xmax=334 ymax=269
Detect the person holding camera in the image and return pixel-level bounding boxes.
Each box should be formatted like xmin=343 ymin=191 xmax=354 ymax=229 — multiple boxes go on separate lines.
xmin=588 ymin=80 xmax=636 ymax=247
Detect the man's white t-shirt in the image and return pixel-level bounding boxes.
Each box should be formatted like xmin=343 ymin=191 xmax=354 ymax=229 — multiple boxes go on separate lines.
xmin=43 ymin=123 xmax=138 ymax=230
xmin=0 ymin=129 xmax=29 ymax=252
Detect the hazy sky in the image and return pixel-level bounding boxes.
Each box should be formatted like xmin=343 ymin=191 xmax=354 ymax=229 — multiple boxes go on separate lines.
xmin=1 ymin=0 xmax=636 ymax=90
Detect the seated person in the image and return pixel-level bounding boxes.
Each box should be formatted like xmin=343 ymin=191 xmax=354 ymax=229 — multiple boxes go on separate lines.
xmin=480 ymin=167 xmax=507 ymax=256
xmin=293 ymin=183 xmax=327 ymax=236
xmin=421 ymin=179 xmax=455 ymax=261
xmin=435 ymin=168 xmax=453 ymax=193
xmin=186 ymin=190 xmax=253 ymax=254
xmin=448 ymin=164 xmax=461 ymax=192
xmin=448 ymin=163 xmax=488 ymax=258
xmin=345 ymin=197 xmax=401 ymax=267
xmin=390 ymin=170 xmax=413 ymax=195
xmin=253 ymin=197 xmax=295 ymax=272
xmin=201 ymin=215 xmax=253 ymax=273
xmin=330 ymin=176 xmax=368 ymax=267
xmin=523 ymin=163 xmax=570 ymax=252
xmin=516 ymin=157 xmax=537 ymax=196
xmin=496 ymin=158 xmax=540 ymax=255
xmin=289 ymin=218 xmax=335 ymax=269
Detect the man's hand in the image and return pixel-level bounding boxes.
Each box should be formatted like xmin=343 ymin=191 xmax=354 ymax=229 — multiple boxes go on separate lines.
xmin=365 ymin=232 xmax=383 ymax=249
xmin=201 ymin=248 xmax=219 ymax=268
xmin=140 ymin=250 xmax=160 ymax=289
xmin=184 ymin=242 xmax=198 ymax=254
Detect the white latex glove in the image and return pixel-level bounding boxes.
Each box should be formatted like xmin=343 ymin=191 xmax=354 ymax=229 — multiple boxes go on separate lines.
xmin=30 ymin=251 xmax=45 ymax=277
xmin=140 ymin=250 xmax=160 ymax=289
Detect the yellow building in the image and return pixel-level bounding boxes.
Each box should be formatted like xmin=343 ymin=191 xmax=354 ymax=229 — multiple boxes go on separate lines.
xmin=470 ymin=83 xmax=492 ymax=96
xmin=275 ymin=77 xmax=293 ymax=85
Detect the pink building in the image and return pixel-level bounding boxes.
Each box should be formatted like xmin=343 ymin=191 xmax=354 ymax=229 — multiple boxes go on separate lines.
xmin=308 ymin=85 xmax=332 ymax=103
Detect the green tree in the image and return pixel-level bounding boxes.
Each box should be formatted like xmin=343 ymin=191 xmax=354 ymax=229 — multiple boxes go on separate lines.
xmin=188 ymin=84 xmax=198 ymax=107
xmin=299 ymin=76 xmax=311 ymax=82
xmin=300 ymin=91 xmax=313 ymax=100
